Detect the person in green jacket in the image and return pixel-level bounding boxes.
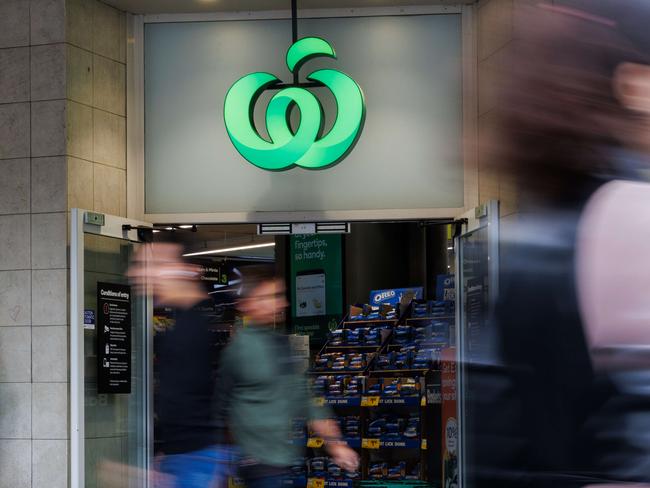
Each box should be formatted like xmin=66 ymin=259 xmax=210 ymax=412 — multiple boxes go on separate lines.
xmin=216 ymin=265 xmax=358 ymax=488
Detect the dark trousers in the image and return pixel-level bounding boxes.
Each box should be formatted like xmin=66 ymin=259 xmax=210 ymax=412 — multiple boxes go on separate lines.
xmin=243 ymin=474 xmax=286 ymax=488
xmin=239 ymin=463 xmax=288 ymax=488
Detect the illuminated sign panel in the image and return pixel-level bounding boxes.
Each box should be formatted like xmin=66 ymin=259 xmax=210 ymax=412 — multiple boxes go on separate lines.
xmin=144 ymin=15 xmax=463 ymax=215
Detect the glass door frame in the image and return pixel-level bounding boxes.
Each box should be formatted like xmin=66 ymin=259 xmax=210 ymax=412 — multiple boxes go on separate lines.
xmin=70 ymin=208 xmax=154 ymax=488
xmin=454 ymin=200 xmax=500 ymax=488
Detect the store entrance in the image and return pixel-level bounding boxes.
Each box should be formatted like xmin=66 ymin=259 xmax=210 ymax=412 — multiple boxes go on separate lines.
xmin=148 ymin=212 xmax=497 ymax=487
xmin=69 ymin=205 xmax=499 ymax=488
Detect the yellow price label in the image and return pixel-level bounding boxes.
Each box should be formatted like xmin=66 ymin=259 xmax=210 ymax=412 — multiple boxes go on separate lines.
xmin=361 ymin=396 xmax=380 ymax=407
xmin=313 ymin=397 xmax=325 ymax=407
xmin=307 ymin=437 xmax=325 ymax=448
xmin=421 ymin=439 xmax=428 ymax=450
xmin=307 ymin=479 xmax=325 ymax=488
xmin=362 ymin=438 xmax=381 ymax=449
xmin=420 ymin=396 xmax=426 ymax=407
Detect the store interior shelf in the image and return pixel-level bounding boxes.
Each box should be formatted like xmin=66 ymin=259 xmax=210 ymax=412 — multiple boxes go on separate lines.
xmin=360 ymin=396 xmax=422 ymax=407
xmin=324 ymin=344 xmax=384 ymax=352
xmin=282 ymin=477 xmax=307 ymax=487
xmin=343 ymin=319 xmax=398 ymax=327
xmin=314 ymin=396 xmax=363 ymax=407
xmin=362 ymin=438 xmax=424 ymax=450
xmin=307 ymin=437 xmax=362 ymax=449
xmin=405 ymin=316 xmax=454 ymax=322
xmin=358 ymin=481 xmax=434 ymax=488
xmin=307 ymin=479 xmax=356 ymax=488
xmin=369 ymin=368 xmax=431 ymax=376
xmin=347 ymin=438 xmax=362 ymax=449
xmin=309 ymin=369 xmax=367 ymax=376
xmin=304 ymin=298 xmax=454 ymax=485
xmin=386 ymin=343 xmax=447 ymax=351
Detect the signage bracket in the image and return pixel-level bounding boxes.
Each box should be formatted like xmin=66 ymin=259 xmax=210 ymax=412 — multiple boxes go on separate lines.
xmin=292 ymin=0 xmax=298 ymax=84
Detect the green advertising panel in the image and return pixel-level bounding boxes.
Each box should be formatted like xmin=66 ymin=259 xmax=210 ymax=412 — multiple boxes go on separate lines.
xmin=290 ymin=234 xmax=343 ymax=343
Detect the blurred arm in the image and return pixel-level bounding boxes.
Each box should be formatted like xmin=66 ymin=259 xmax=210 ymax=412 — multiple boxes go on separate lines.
xmin=305 ymin=384 xmax=359 ymax=471
xmin=309 ymin=418 xmax=359 ymax=472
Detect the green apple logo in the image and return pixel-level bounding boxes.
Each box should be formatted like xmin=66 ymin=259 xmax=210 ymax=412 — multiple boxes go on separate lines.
xmin=224 ymin=37 xmax=365 ymax=171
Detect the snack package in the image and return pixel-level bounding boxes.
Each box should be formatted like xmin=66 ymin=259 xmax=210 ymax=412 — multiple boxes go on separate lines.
xmin=369 ymin=462 xmax=388 ymax=479
xmin=387 ymin=461 xmax=407 ymax=480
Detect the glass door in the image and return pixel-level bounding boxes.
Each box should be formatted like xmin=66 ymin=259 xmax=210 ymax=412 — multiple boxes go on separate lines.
xmin=455 ymin=201 xmax=499 ymax=488
xmin=70 ymin=209 xmax=153 ymax=488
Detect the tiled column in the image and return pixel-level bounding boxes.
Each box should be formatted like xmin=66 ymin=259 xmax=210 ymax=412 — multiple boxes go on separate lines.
xmin=30 ymin=0 xmax=70 ymax=486
xmin=67 ymin=0 xmax=127 ymax=217
xmin=0 ymin=0 xmax=126 ymax=487
xmin=0 ymin=0 xmax=67 ymax=487
xmin=65 ymin=2 xmax=128 ymax=484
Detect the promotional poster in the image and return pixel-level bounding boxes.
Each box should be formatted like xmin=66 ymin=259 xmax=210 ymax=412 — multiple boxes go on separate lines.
xmin=290 ymin=235 xmax=343 ymax=343
xmin=441 ymin=347 xmax=458 ymax=488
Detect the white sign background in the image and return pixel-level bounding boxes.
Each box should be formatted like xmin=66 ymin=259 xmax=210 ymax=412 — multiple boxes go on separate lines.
xmin=144 ymin=14 xmax=463 ymax=215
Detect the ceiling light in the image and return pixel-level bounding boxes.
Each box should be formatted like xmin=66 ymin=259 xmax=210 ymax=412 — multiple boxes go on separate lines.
xmin=178 ymin=225 xmax=193 ymax=229
xmin=152 ymin=230 xmax=161 ymax=233
xmin=183 ymin=242 xmax=275 ymax=257
xmin=165 ymin=227 xmax=174 ymax=231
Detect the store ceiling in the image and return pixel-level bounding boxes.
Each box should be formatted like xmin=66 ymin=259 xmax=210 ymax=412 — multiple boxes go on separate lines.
xmin=104 ymin=0 xmax=472 ymax=14
xmin=160 ymin=224 xmax=276 ymax=259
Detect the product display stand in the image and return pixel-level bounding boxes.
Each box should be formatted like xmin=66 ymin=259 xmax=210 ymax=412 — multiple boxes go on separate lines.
xmin=302 ymin=317 xmax=392 ymax=487
xmin=292 ymin=299 xmax=453 ymax=488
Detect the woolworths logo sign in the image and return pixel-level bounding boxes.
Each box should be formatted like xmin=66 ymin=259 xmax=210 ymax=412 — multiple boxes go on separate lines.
xmin=224 ymin=37 xmax=365 ymax=171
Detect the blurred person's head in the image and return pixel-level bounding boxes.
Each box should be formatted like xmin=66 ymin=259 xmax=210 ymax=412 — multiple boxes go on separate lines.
xmin=126 ymin=233 xmax=205 ymax=307
xmin=488 ymin=1 xmax=650 ymax=205
xmin=236 ymin=265 xmax=287 ymax=326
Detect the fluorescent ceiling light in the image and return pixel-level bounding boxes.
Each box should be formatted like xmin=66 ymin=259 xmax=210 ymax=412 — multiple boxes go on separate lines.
xmin=183 ymin=242 xmax=275 ymax=257
xmin=178 ymin=225 xmax=194 ymax=229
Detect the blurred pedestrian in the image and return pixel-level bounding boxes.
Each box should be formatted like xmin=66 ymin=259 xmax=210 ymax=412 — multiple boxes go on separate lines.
xmin=214 ymin=265 xmax=359 ymax=488
xmin=468 ymin=2 xmax=650 ymax=488
xmin=128 ymin=238 xmax=227 ymax=488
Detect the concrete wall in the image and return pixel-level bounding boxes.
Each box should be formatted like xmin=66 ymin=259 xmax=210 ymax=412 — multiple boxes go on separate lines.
xmin=476 ymin=0 xmax=565 ymax=218
xmin=0 ymin=1 xmax=126 ymax=486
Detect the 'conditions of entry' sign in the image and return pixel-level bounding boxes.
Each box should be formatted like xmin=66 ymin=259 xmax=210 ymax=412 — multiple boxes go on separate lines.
xmin=97 ymin=282 xmax=131 ymax=394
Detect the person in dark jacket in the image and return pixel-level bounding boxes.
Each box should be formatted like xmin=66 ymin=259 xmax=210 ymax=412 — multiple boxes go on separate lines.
xmin=467 ymin=3 xmax=650 ymax=488
xmin=128 ymin=240 xmax=224 ymax=488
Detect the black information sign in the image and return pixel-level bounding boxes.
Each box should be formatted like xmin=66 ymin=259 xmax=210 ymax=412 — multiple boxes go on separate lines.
xmin=465 ymin=277 xmax=485 ymax=360
xmin=97 ymin=282 xmax=132 ymax=394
